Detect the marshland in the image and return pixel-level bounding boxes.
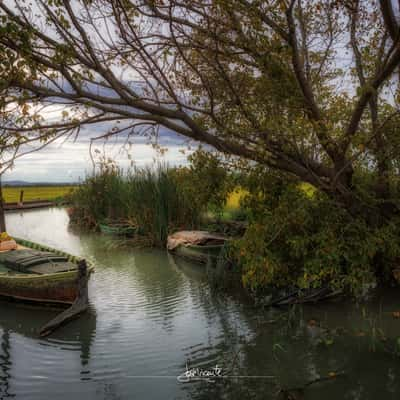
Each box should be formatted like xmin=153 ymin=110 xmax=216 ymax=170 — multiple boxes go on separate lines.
xmin=1 ymin=154 xmax=398 ymax=399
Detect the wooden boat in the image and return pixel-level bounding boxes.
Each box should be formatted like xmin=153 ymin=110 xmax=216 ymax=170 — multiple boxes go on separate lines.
xmin=167 ymin=231 xmax=228 ymax=264
xmin=0 ymin=237 xmax=94 ymax=305
xmin=99 ymin=222 xmax=137 ymax=237
xmin=171 ymin=243 xmax=225 ymax=263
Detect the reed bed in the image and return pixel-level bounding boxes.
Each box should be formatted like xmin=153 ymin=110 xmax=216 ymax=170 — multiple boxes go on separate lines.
xmin=68 ymin=164 xmax=201 ymax=247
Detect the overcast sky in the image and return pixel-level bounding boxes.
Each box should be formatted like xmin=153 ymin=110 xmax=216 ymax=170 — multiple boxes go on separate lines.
xmin=2 ymin=101 xmax=195 ymax=183
xmin=3 ymin=128 xmax=194 ymax=183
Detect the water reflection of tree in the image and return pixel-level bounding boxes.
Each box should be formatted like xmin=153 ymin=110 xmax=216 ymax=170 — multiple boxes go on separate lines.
xmin=174 ymin=284 xmax=400 ymax=400
xmin=0 ymin=329 xmax=14 ymax=398
xmin=76 ymin=235 xmax=400 ymax=399
xmin=171 ymin=255 xmax=274 ymax=399
xmin=171 ymin=254 xmax=253 ymax=346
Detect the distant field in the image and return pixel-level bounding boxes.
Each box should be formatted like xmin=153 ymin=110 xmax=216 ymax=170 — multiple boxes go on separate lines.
xmin=2 ymin=186 xmax=77 ymax=203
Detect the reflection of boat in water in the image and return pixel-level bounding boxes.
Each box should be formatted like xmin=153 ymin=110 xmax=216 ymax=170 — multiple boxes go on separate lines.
xmin=167 ymin=252 xmax=207 ymax=281
xmin=0 ymin=302 xmax=97 ymax=396
xmin=0 ymin=237 xmax=94 ymax=305
xmin=0 ymin=300 xmax=97 ymax=342
xmin=0 ymin=300 xmax=97 ymax=370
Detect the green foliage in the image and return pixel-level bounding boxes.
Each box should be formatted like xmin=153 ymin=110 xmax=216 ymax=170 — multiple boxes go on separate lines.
xmin=233 ymin=168 xmax=400 ymax=296
xmin=171 ymin=149 xmax=234 ymax=216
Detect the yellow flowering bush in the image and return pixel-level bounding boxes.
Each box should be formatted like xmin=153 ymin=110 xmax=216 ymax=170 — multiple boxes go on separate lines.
xmin=0 ymin=232 xmax=12 ymax=242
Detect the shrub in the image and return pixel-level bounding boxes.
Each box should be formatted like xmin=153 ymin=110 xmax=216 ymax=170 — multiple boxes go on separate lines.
xmin=233 ymin=168 xmax=400 ymax=296
xmin=172 ymin=149 xmax=234 ymax=217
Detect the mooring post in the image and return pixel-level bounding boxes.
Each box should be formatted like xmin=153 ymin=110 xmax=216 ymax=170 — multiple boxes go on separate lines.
xmin=77 ymin=259 xmax=89 ymax=302
xmin=19 ymin=190 xmax=24 ymax=206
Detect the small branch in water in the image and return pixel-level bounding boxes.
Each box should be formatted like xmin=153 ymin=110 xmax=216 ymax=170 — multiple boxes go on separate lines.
xmin=277 ymin=371 xmax=346 ymax=400
xmin=39 ymin=260 xmax=89 ymax=337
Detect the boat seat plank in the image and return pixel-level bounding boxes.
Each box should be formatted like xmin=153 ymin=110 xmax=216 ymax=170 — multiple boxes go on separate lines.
xmin=0 ymin=250 xmax=54 ymax=263
xmin=19 ymin=256 xmax=68 ymax=268
xmin=0 ymin=249 xmax=69 ymax=273
xmin=28 ymin=261 xmax=77 ymax=275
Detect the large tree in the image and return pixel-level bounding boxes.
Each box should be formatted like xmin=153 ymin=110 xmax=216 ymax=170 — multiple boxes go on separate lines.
xmin=1 ymin=0 xmax=400 ymax=219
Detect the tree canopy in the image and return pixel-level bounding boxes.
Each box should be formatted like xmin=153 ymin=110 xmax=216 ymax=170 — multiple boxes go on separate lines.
xmin=1 ymin=0 xmax=400 ymax=216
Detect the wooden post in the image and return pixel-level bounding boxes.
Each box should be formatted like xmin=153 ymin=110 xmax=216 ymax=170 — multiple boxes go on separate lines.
xmin=19 ymin=190 xmax=24 ymax=205
xmin=76 ymin=259 xmax=89 ymax=302
xmin=0 ymin=177 xmax=6 ymax=233
xmin=39 ymin=260 xmax=89 ymax=337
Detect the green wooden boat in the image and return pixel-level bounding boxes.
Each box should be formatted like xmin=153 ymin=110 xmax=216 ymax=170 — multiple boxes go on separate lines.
xmin=0 ymin=237 xmax=94 ymax=305
xmin=99 ymin=222 xmax=137 ymax=237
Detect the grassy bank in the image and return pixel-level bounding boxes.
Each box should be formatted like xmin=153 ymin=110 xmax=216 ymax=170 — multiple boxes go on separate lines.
xmin=3 ymin=186 xmax=76 ymax=203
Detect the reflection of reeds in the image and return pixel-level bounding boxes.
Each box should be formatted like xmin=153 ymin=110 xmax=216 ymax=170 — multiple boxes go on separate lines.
xmin=68 ymin=164 xmax=200 ymax=247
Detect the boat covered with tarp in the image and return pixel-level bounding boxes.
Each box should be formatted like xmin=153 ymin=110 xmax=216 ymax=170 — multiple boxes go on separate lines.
xmin=0 ymin=237 xmax=94 ymax=305
xmin=167 ymin=230 xmax=228 ymax=263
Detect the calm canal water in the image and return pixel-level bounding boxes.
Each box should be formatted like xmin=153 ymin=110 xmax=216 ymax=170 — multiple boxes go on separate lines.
xmin=1 ymin=207 xmax=400 ymax=399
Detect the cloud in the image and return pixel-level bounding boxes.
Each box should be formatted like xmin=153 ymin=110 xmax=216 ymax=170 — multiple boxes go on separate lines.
xmin=3 ymin=125 xmax=195 ymax=183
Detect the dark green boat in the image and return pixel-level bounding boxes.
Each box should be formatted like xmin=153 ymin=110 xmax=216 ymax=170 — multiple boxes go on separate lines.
xmin=0 ymin=237 xmax=94 ymax=305
xmin=99 ymin=222 xmax=138 ymax=237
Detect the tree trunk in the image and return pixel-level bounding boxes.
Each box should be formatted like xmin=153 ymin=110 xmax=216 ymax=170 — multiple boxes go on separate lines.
xmin=0 ymin=178 xmax=6 ymax=233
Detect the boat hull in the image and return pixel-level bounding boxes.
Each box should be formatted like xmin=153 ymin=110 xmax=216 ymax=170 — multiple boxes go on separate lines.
xmin=0 ymin=238 xmax=94 ymax=305
xmin=0 ymin=271 xmax=80 ymax=304
xmin=171 ymin=244 xmax=223 ymax=264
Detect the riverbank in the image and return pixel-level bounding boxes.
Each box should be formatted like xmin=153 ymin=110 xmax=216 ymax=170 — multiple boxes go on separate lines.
xmin=4 ymin=200 xmax=56 ymax=211
xmin=66 ymin=160 xmax=400 ymax=300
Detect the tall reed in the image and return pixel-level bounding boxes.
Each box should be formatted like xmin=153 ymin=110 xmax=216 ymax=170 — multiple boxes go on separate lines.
xmin=68 ymin=164 xmax=201 ymax=247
